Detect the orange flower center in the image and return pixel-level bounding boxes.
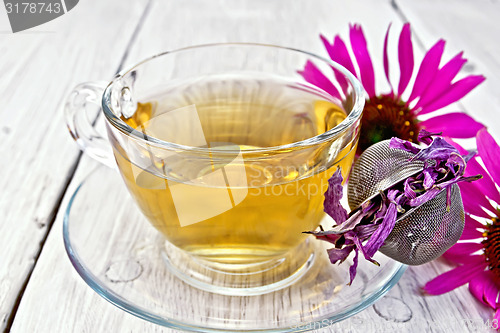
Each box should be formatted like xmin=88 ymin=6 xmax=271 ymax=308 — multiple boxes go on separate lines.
xmin=358 ymin=96 xmax=420 ymax=155
xmin=483 ymin=217 xmax=500 ymax=278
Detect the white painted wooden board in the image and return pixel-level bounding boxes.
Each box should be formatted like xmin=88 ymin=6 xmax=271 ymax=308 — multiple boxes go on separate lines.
xmin=0 ymin=0 xmax=150 ymax=330
xmin=5 ymin=0 xmax=500 ymax=332
xmin=395 ymin=0 xmax=500 ymax=139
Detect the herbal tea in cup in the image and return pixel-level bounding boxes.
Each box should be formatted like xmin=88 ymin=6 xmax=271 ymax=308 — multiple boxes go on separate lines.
xmin=65 ymin=44 xmax=364 ymax=295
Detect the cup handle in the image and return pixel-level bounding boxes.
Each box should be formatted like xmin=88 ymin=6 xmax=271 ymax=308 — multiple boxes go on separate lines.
xmin=64 ymin=82 xmax=116 ymax=168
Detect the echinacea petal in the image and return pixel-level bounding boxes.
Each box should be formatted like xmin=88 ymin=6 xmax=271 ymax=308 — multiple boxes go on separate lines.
xmin=314 ymin=233 xmax=342 ymax=245
xmin=348 ymin=248 xmax=360 ymax=285
xmin=442 ymin=250 xmax=484 ymax=265
xmin=468 ymin=274 xmax=489 ymax=307
xmin=389 ymin=136 xmax=421 ymax=154
xmin=479 ymin=273 xmax=500 ymax=309
xmin=477 ymin=129 xmax=500 ymax=190
xmin=364 ymin=200 xmax=398 ymax=256
xmin=408 ymin=39 xmax=445 ymax=103
xmin=321 ymin=34 xmax=358 ymax=77
xmin=459 ymin=226 xmax=483 ymax=240
xmin=323 ymin=168 xmax=349 ymax=224
xmin=410 ymin=136 xmax=459 ymax=162
xmin=397 ymin=23 xmax=414 ymax=97
xmin=459 ymin=215 xmax=487 ymax=240
xmin=403 ymin=178 xmax=417 ymax=199
xmin=465 ymin=213 xmax=488 ymax=231
xmin=417 ymin=129 xmax=439 ymax=145
xmin=445 ymin=242 xmax=485 ymax=257
xmin=469 ymin=270 xmax=500 ymax=308
xmin=347 ymin=232 xmax=378 ymax=265
xmin=465 ymin=214 xmax=487 ymax=230
xmin=349 ymin=24 xmax=376 ymax=98
xmin=298 ymin=60 xmax=341 ymax=99
xmin=495 ymin=308 xmax=500 ymax=324
xmin=468 ymin=161 xmax=500 ymax=205
xmin=460 ymin=181 xmax=497 ymax=218
xmin=423 ymin=260 xmax=487 ymax=295
xmin=422 ymin=169 xmax=437 ymax=189
xmin=449 ymin=142 xmax=500 ymax=204
xmin=419 ymin=75 xmax=486 ymax=114
xmin=420 ymin=112 xmax=485 ymax=139
xmin=327 ymin=245 xmax=354 ymax=264
xmin=415 ymin=52 xmax=467 ymax=111
xmin=312 ymin=213 xmax=366 ymax=238
xmin=320 ymin=35 xmax=350 ymax=94
xmin=383 ymin=24 xmax=394 ymax=94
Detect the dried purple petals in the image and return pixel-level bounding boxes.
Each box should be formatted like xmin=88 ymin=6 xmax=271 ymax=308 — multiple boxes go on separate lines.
xmin=323 ymin=169 xmax=349 ymax=224
xmin=306 ymin=130 xmax=481 ymax=284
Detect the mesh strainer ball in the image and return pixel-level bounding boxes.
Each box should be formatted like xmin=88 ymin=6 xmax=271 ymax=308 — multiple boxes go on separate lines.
xmin=347 ymin=140 xmax=465 ymax=265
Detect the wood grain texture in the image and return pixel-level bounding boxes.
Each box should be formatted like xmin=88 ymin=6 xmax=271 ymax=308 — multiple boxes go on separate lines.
xmin=6 ymin=0 xmax=500 ymax=332
xmin=0 ymin=0 xmax=150 ymax=330
xmin=119 ymin=0 xmax=404 ymax=69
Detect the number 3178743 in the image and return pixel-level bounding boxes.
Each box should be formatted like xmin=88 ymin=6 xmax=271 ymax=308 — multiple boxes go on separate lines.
xmin=5 ymin=2 xmax=62 ymax=14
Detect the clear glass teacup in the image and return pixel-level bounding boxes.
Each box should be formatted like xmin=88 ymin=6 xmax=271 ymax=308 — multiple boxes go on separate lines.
xmin=65 ymin=43 xmax=364 ymax=295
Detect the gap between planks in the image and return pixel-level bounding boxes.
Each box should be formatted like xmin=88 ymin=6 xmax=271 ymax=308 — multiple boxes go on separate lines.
xmin=2 ymin=2 xmax=153 ymax=332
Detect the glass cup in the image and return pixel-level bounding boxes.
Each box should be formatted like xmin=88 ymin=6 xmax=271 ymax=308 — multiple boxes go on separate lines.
xmin=65 ymin=43 xmax=364 ymax=295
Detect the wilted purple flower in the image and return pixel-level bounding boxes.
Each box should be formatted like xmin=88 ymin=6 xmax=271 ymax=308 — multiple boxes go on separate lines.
xmin=308 ymin=131 xmax=480 ymax=284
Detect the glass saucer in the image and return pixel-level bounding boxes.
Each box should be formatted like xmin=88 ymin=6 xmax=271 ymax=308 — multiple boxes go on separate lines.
xmin=63 ymin=165 xmax=407 ymax=332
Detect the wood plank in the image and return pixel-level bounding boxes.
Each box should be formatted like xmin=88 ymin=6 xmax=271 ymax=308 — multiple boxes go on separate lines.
xmin=10 ymin=1 xmax=402 ymax=331
xmin=13 ymin=161 xmax=495 ymax=332
xmin=119 ymin=0 xmax=405 ymax=71
xmin=11 ymin=0 xmax=499 ymax=332
xmin=0 ymin=0 xmax=150 ymax=330
xmin=10 ymin=157 xmax=171 ymax=332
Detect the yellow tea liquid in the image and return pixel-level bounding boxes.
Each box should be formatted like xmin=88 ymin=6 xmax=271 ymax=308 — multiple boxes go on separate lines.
xmin=112 ymin=78 xmax=357 ymax=265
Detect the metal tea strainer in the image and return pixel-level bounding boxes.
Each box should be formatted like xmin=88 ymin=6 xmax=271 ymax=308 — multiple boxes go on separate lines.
xmin=347 ymin=140 xmax=465 ymax=265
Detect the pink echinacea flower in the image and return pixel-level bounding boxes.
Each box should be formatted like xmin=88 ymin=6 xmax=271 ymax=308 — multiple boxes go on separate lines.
xmin=424 ymin=129 xmax=500 ymax=327
xmin=299 ymin=23 xmax=486 ymax=155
